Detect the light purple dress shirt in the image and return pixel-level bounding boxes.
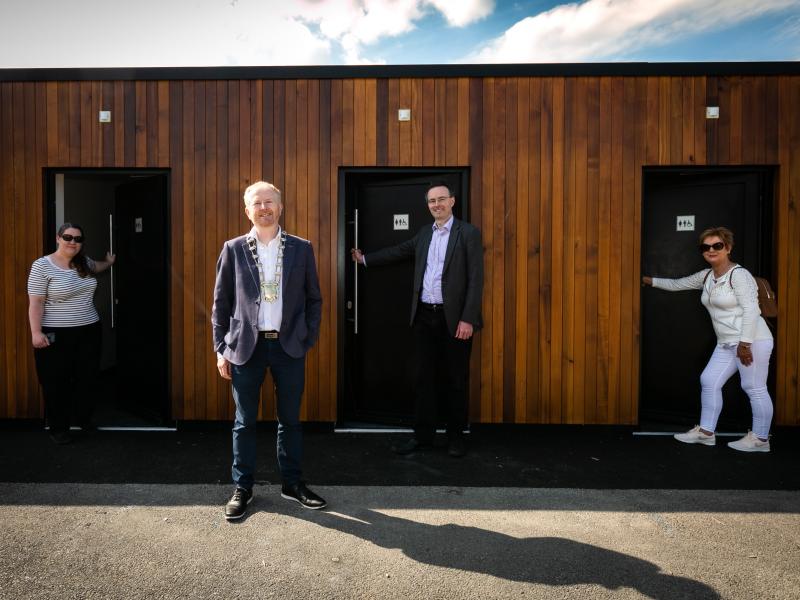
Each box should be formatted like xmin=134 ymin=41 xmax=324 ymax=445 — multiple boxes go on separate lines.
xmin=420 ymin=216 xmax=453 ymax=304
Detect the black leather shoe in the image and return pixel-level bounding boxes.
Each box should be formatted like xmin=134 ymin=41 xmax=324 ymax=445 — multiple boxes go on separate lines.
xmin=447 ymin=436 xmax=467 ymax=458
xmin=392 ymin=438 xmax=430 ymax=455
xmin=225 ymin=487 xmax=253 ymax=521
xmin=281 ymin=482 xmax=327 ymax=510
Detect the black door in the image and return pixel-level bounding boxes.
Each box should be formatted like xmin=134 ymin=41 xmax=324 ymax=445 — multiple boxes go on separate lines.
xmin=341 ymin=169 xmax=469 ymax=426
xmin=47 ymin=170 xmax=170 ymax=427
xmin=113 ymin=176 xmax=170 ymax=423
xmin=640 ymin=168 xmax=774 ymax=428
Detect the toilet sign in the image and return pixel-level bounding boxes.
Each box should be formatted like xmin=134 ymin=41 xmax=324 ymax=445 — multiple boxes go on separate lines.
xmin=676 ymin=215 xmax=695 ymax=231
xmin=393 ymin=214 xmax=409 ymax=230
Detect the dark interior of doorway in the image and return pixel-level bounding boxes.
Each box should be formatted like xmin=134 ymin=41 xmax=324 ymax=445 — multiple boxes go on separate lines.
xmin=339 ymin=168 xmax=470 ymax=428
xmin=639 ymin=166 xmax=775 ymax=430
xmin=44 ymin=169 xmax=171 ymax=428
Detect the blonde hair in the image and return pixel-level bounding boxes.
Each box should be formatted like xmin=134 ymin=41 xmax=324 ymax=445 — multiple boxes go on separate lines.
xmin=698 ymin=226 xmax=734 ymax=250
xmin=243 ymin=181 xmax=282 ymax=205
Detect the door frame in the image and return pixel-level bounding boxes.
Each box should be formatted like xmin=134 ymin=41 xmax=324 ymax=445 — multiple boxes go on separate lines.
xmin=638 ymin=165 xmax=777 ymax=427
xmin=43 ymin=167 xmax=173 ymax=425
xmin=336 ymin=167 xmax=471 ymax=426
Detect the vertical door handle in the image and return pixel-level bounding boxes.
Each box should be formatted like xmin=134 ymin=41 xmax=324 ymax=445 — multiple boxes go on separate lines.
xmin=109 ymin=214 xmax=115 ymax=329
xmin=354 ymin=208 xmax=359 ymax=335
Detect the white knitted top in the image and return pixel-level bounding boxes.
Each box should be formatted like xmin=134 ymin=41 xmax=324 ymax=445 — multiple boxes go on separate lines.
xmin=652 ymin=265 xmax=772 ymax=345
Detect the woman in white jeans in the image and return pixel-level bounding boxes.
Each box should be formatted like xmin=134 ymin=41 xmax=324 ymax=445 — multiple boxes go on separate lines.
xmin=642 ymin=226 xmax=773 ymax=452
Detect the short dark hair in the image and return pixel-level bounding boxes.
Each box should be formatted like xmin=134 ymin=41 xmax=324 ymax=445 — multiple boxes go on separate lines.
xmin=425 ymin=182 xmax=453 ymax=201
xmin=698 ymin=226 xmax=734 ymax=251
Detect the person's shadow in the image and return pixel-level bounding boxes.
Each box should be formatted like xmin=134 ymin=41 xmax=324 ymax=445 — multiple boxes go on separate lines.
xmin=279 ymin=504 xmax=719 ymax=599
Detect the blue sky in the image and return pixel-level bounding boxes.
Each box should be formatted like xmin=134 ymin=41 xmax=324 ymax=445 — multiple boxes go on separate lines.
xmin=0 ymin=0 xmax=798 ymax=67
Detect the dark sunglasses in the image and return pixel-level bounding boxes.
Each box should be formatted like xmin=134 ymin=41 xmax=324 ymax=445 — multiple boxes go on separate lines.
xmin=60 ymin=234 xmax=84 ymax=243
xmin=699 ymin=241 xmax=725 ymax=253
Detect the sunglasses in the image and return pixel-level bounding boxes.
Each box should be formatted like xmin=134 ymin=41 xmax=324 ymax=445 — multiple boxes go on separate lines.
xmin=60 ymin=234 xmax=84 ymax=243
xmin=699 ymin=241 xmax=725 ymax=253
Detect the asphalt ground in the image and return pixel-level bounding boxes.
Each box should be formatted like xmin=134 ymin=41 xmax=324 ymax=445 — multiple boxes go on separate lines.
xmin=1 ymin=424 xmax=799 ymax=599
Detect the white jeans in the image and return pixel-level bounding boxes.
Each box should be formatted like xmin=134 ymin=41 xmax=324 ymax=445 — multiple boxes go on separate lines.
xmin=699 ymin=340 xmax=774 ymax=438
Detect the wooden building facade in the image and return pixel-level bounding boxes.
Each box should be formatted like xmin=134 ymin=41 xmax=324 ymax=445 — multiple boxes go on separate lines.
xmin=1 ymin=63 xmax=799 ymax=426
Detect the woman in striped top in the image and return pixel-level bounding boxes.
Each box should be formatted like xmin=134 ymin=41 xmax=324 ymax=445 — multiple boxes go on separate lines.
xmin=27 ymin=223 xmax=115 ymax=444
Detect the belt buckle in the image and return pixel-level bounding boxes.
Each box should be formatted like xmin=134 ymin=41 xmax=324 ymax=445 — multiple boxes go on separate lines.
xmin=263 ymin=331 xmax=279 ymax=339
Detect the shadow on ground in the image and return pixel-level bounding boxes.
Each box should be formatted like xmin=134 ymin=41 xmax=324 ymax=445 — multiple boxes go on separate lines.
xmin=284 ymin=505 xmax=720 ymax=599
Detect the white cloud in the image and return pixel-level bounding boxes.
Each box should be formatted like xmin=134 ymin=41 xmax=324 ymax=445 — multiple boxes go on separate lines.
xmin=0 ymin=0 xmax=494 ymax=66
xmin=293 ymin=0 xmax=494 ymax=63
xmin=427 ymin=0 xmax=494 ymax=27
xmin=468 ymin=0 xmax=800 ymax=63
xmin=0 ymin=0 xmax=333 ymax=67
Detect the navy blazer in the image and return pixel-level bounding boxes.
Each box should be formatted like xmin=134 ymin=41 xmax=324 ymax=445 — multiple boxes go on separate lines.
xmin=212 ymin=232 xmax=322 ymax=363
xmin=366 ymin=218 xmax=484 ymax=337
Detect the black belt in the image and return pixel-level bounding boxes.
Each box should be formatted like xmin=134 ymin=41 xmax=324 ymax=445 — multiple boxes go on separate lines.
xmin=259 ymin=330 xmax=279 ymax=339
xmin=420 ymin=302 xmax=444 ymax=312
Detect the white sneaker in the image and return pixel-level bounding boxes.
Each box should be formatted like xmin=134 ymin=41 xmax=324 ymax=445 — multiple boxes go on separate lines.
xmin=728 ymin=431 xmax=771 ymax=453
xmin=674 ymin=425 xmax=716 ymax=446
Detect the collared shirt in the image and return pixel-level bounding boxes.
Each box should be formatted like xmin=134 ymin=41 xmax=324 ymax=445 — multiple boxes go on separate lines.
xmin=420 ymin=215 xmax=453 ymax=304
xmin=250 ymin=225 xmax=283 ymax=331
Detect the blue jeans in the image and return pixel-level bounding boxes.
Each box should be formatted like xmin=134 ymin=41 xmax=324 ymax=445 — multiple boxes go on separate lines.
xmin=231 ymin=338 xmax=305 ymax=489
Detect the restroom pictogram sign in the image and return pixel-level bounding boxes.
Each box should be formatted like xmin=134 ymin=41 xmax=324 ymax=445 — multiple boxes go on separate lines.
xmin=393 ymin=214 xmax=409 ymax=230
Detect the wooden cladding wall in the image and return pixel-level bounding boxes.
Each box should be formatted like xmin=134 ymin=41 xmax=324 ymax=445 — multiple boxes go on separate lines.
xmin=1 ymin=75 xmax=799 ymax=425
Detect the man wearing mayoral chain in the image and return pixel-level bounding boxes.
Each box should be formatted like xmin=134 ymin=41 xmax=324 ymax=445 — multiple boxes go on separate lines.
xmin=212 ymin=181 xmax=325 ymax=520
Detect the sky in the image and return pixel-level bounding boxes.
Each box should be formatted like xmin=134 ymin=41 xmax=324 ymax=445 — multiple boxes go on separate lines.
xmin=0 ymin=0 xmax=798 ymax=68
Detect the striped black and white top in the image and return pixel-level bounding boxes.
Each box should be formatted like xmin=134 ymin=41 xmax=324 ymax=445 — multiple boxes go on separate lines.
xmin=27 ymin=256 xmax=100 ymax=327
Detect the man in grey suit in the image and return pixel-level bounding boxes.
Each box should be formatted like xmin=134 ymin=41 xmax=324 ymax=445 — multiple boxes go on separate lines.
xmin=213 ymin=181 xmax=325 ymax=520
xmin=351 ymin=182 xmax=484 ymax=457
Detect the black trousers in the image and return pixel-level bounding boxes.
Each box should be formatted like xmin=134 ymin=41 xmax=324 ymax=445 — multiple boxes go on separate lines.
xmin=412 ymin=305 xmax=472 ymax=443
xmin=33 ymin=322 xmax=101 ymax=433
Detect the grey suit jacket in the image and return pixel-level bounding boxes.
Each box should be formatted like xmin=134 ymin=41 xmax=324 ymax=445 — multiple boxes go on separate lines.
xmin=366 ymin=218 xmax=483 ymax=336
xmin=212 ymin=232 xmax=322 ymax=364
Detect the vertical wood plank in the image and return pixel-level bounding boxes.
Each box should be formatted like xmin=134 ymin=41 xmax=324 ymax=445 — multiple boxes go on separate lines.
xmin=514 ymin=77 xmax=530 ymax=422
xmin=619 ymin=77 xmax=636 ymax=424
xmin=573 ymin=76 xmax=588 ymax=423
xmin=596 ymin=76 xmax=612 ymax=423
xmin=585 ymin=76 xmax=600 ymax=423
xmin=353 ymin=78 xmax=366 ymax=166
xmin=717 ymin=76 xmax=731 ymax=164
xmin=422 ymin=78 xmax=435 ymax=166
xmin=376 ymin=79 xmax=388 ymax=166
xmin=135 ymin=81 xmax=147 ymax=166
xmin=681 ymin=77 xmax=695 ymax=163
xmin=445 ymin=78 xmax=458 ymax=166
xmin=502 ymin=77 xmax=517 ymax=423
xmin=729 ymin=76 xmax=742 ymax=163
xmin=693 ymin=77 xmax=707 ymax=165
xmin=386 ymin=79 xmax=398 ymax=165
xmin=538 ymin=77 xmax=553 ymax=424
xmin=398 ymin=78 xmax=411 ymax=165
xmin=492 ymin=78 xmax=507 ymax=422
xmin=550 ymin=77 xmax=565 ymax=424
xmin=364 ymin=79 xmax=377 ymax=165
xmin=341 ymin=79 xmax=354 ymax=167
xmin=411 ymin=79 xmax=423 ymax=166
xmin=468 ymin=76 xmax=483 ymax=422
xmin=525 ymin=77 xmax=542 ymax=423
xmin=457 ymin=78 xmax=469 ymax=167
xmin=479 ymin=77 xmax=494 ymax=422
xmin=561 ymin=77 xmax=575 ymax=422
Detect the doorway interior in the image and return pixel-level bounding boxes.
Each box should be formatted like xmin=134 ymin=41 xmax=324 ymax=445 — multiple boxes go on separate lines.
xmin=639 ymin=166 xmax=775 ymax=429
xmin=339 ymin=168 xmax=470 ymax=428
xmin=44 ymin=169 xmax=171 ymax=428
